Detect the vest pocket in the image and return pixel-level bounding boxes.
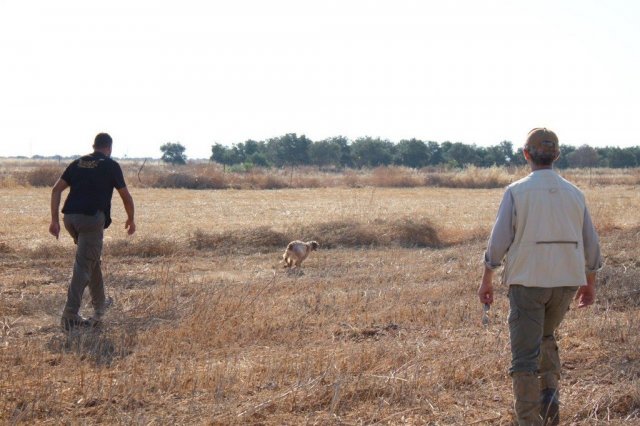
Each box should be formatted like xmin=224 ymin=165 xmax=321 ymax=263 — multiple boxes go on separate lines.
xmin=536 ymin=241 xmax=578 ymax=248
xmin=507 ymin=240 xmax=584 ymax=286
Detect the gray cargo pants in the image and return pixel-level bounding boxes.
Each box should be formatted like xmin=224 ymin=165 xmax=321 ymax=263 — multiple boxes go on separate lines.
xmin=61 ymin=211 xmax=106 ymax=319
xmin=508 ymin=284 xmax=578 ymax=383
xmin=508 ymin=284 xmax=578 ymax=425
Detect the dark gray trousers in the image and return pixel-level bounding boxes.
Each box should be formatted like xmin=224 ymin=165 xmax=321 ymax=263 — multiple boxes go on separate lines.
xmin=508 ymin=284 xmax=578 ymax=387
xmin=62 ymin=212 xmax=106 ymax=319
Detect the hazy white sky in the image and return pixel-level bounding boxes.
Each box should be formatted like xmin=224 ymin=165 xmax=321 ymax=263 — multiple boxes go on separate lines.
xmin=1 ymin=0 xmax=638 ymax=159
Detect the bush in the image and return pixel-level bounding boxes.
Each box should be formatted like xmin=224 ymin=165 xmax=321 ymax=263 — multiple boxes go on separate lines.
xmin=245 ymin=172 xmax=289 ymax=190
xmin=368 ymin=166 xmax=422 ymax=188
xmin=24 ymin=166 xmax=64 ymax=187
xmin=424 ymin=165 xmax=519 ymax=189
xmin=151 ymin=172 xmax=228 ymax=189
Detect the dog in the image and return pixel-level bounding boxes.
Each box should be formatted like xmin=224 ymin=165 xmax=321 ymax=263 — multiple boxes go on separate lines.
xmin=282 ymin=240 xmax=319 ymax=268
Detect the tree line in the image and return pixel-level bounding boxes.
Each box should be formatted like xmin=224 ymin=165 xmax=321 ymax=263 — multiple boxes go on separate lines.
xmin=159 ymin=136 xmax=640 ymax=169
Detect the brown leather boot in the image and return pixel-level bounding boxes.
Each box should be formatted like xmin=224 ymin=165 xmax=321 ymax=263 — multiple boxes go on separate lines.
xmin=512 ymin=371 xmax=543 ymax=425
xmin=540 ymin=388 xmax=560 ymax=425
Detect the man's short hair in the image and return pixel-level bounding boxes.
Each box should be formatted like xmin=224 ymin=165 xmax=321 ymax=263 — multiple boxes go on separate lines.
xmin=525 ymin=128 xmax=559 ymax=166
xmin=94 ymin=133 xmax=113 ymax=149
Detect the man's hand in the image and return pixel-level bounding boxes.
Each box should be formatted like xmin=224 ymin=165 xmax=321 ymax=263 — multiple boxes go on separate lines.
xmin=117 ymin=187 xmax=135 ymax=236
xmin=49 ymin=221 xmax=60 ymax=239
xmin=575 ymin=285 xmax=594 ymax=308
xmin=575 ymin=272 xmax=596 ymax=308
xmin=50 ymin=178 xmax=68 ymax=240
xmin=478 ymin=266 xmax=495 ymax=305
xmin=125 ymin=219 xmax=136 ymax=235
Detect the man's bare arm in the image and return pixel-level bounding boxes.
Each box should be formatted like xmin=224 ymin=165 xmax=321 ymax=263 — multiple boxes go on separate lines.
xmin=49 ymin=178 xmax=69 ymax=239
xmin=117 ymin=186 xmax=136 ymax=235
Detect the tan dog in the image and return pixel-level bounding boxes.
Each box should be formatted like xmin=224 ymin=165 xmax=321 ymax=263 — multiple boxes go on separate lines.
xmin=283 ymin=240 xmax=319 ymax=268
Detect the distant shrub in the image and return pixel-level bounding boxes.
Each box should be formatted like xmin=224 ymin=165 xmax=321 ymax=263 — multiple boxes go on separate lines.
xmin=562 ymin=168 xmax=640 ymax=186
xmin=291 ymin=176 xmax=324 ymax=188
xmin=0 ymin=175 xmax=20 ymax=188
xmin=196 ymin=173 xmax=228 ymax=189
xmin=342 ymin=171 xmax=363 ymax=188
xmin=151 ymin=172 xmax=228 ymax=189
xmin=245 ymin=172 xmax=288 ymax=190
xmin=424 ymin=166 xmax=517 ymax=189
xmin=368 ymin=167 xmax=422 ymax=188
xmin=25 ymin=166 xmax=63 ymax=187
xmin=152 ymin=172 xmax=198 ymax=189
xmin=229 ymin=163 xmax=252 ymax=173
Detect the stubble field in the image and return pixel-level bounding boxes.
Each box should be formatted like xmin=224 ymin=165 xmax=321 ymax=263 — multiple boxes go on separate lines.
xmin=1 ymin=173 xmax=639 ymax=424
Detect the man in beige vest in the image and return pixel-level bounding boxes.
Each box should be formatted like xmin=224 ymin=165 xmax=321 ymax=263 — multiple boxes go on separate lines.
xmin=478 ymin=128 xmax=602 ymax=425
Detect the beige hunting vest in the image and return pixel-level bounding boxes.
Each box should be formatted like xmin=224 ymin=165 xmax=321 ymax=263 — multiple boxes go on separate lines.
xmin=505 ymin=170 xmax=587 ymax=287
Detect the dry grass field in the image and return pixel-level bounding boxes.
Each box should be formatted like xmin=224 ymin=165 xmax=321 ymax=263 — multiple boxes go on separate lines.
xmin=1 ymin=163 xmax=639 ymax=424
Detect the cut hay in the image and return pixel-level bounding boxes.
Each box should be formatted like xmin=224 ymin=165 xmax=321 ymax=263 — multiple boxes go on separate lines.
xmin=188 ymin=219 xmax=442 ymax=252
xmin=106 ymin=237 xmax=180 ymax=258
xmin=189 ymin=227 xmax=289 ymax=253
xmin=292 ymin=217 xmax=442 ymax=249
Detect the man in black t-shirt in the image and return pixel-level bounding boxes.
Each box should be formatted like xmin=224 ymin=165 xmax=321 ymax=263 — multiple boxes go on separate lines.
xmin=49 ymin=133 xmax=136 ymax=330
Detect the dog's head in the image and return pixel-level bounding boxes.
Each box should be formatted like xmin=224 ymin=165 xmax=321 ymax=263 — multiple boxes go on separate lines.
xmin=309 ymin=241 xmax=319 ymax=251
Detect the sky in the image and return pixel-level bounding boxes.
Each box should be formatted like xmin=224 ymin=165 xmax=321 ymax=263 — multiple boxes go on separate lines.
xmin=1 ymin=0 xmax=639 ymax=159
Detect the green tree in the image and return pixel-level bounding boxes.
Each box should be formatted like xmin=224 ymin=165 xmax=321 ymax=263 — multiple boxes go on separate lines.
xmin=245 ymin=152 xmax=270 ymax=168
xmin=606 ymin=147 xmax=638 ymax=168
xmin=266 ymin=133 xmax=312 ymax=167
xmin=631 ymin=147 xmax=640 ymax=167
xmin=499 ymin=141 xmax=515 ymax=164
xmin=554 ymin=145 xmax=576 ymax=168
xmin=324 ymin=136 xmax=352 ymax=168
xmin=160 ymin=142 xmax=187 ymax=165
xmin=309 ymin=139 xmax=341 ymax=169
xmin=395 ymin=139 xmax=429 ymax=168
xmin=444 ymin=142 xmax=481 ymax=167
xmin=567 ymin=145 xmax=600 ymax=168
xmin=210 ymin=143 xmax=239 ymax=171
xmin=350 ymin=137 xmax=394 ymax=168
xmin=480 ymin=141 xmax=514 ymax=167
xmin=426 ymin=141 xmax=444 ymax=166
xmin=234 ymin=139 xmax=264 ymax=162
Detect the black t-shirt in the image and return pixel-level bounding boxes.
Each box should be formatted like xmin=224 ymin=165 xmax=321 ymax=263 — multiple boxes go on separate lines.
xmin=60 ymin=152 xmax=126 ymax=229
